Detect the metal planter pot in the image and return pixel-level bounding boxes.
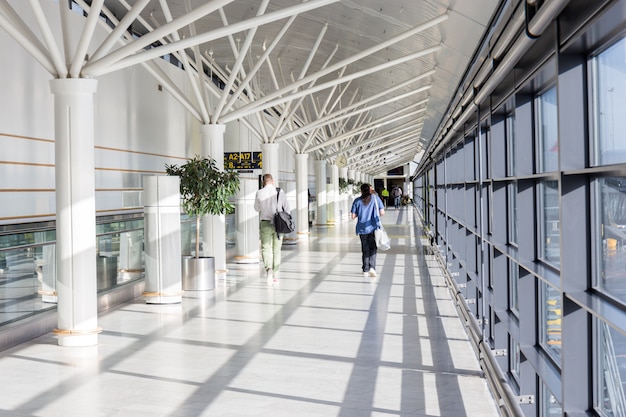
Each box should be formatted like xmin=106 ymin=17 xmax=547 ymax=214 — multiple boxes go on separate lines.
xmin=181 ymin=256 xmax=215 ymax=291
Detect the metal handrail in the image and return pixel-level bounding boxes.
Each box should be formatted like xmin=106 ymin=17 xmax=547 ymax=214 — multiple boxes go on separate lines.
xmin=430 ymin=241 xmax=525 ymax=417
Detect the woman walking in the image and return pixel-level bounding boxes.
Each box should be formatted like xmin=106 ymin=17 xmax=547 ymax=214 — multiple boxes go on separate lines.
xmin=351 ymin=183 xmax=385 ymax=277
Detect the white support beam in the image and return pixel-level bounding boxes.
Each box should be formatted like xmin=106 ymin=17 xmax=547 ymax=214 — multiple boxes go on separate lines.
xmin=90 ymin=0 xmax=150 ymax=62
xmin=70 ymin=0 xmax=104 ymax=77
xmin=221 ymin=13 xmax=448 ymax=122
xmin=158 ymin=0 xmax=210 ymax=123
xmin=76 ymin=0 xmax=204 ymax=121
xmin=223 ymin=45 xmax=440 ymax=123
xmin=298 ymin=92 xmax=430 ymax=152
xmin=213 ymin=0 xmax=270 ymax=121
xmin=267 ymin=71 xmax=434 ymax=144
xmin=222 ymin=15 xmax=296 ymax=114
xmin=349 ymin=130 xmax=420 ymax=161
xmin=329 ymin=120 xmax=425 ymax=159
xmin=268 ymin=24 xmax=331 ymax=142
xmin=311 ymin=106 xmax=426 ymax=152
xmin=83 ymin=0 xmax=235 ymax=76
xmin=28 ymin=0 xmax=67 ymax=77
xmin=143 ymin=60 xmax=204 ymax=121
xmin=0 ymin=1 xmax=56 ymax=75
xmin=82 ymin=0 xmax=339 ymax=77
xmin=271 ymin=43 xmax=339 ymax=144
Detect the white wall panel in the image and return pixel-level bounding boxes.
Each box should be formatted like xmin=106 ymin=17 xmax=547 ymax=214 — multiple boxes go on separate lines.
xmin=0 ymin=3 xmax=304 ymax=223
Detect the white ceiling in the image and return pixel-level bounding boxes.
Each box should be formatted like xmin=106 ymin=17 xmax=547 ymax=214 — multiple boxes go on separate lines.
xmin=4 ymin=0 xmax=502 ymax=175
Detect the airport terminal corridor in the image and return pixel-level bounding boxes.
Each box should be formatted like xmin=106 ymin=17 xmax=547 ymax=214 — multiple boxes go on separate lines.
xmin=0 ymin=207 xmax=499 ymax=417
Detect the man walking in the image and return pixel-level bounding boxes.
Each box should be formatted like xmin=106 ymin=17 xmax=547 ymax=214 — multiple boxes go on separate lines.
xmin=392 ymin=186 xmax=402 ymax=210
xmin=254 ymin=174 xmax=289 ymax=284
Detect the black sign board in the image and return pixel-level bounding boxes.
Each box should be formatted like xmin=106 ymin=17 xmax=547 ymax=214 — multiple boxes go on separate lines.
xmin=224 ymin=152 xmax=262 ymax=170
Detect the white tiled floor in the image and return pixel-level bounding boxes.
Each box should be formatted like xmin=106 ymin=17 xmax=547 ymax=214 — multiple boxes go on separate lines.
xmin=0 ymin=207 xmax=500 ymax=417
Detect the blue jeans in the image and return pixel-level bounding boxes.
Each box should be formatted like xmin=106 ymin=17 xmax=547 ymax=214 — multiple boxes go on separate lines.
xmin=260 ymin=220 xmax=282 ymax=271
xmin=359 ymin=232 xmax=377 ymax=272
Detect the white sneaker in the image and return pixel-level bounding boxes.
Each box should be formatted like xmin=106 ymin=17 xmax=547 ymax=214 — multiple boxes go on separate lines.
xmin=368 ymin=269 xmax=377 ymax=277
xmin=266 ymin=268 xmax=273 ymax=283
xmin=363 ymin=271 xmax=369 ymax=278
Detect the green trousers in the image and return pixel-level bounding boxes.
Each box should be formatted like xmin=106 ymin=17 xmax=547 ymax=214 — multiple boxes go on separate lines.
xmin=260 ymin=220 xmax=282 ymax=272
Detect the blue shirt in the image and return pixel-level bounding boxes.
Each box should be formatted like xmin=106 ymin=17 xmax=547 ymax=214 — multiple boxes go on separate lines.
xmin=351 ymin=195 xmax=384 ymax=235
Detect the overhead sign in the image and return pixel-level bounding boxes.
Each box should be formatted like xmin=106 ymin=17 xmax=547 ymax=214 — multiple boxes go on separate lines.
xmin=224 ymin=152 xmax=262 ymax=170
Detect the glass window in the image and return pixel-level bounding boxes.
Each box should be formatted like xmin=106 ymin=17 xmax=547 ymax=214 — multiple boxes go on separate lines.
xmin=542 ymin=381 xmax=563 ymax=417
xmin=539 ymin=281 xmax=562 ymax=363
xmin=593 ymin=38 xmax=626 ymax=166
xmin=539 ymin=180 xmax=560 ymax=266
xmin=508 ymin=181 xmax=518 ymax=245
xmin=595 ymin=177 xmax=626 ymax=304
xmin=510 ymin=337 xmax=520 ymax=385
xmin=509 ymin=260 xmax=519 ymax=315
xmin=506 ymin=114 xmax=516 ymax=177
xmin=537 ymin=87 xmax=559 ymax=173
xmin=596 ymin=320 xmax=626 ymax=416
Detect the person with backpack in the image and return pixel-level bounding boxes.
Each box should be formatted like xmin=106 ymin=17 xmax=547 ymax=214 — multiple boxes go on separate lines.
xmin=254 ymin=173 xmax=289 ymax=284
xmin=392 ymin=186 xmax=402 ymax=210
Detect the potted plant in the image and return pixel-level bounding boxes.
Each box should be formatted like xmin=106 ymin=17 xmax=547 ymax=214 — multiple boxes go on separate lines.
xmin=339 ymin=177 xmax=349 ymax=194
xmin=165 ymin=155 xmax=239 ymax=290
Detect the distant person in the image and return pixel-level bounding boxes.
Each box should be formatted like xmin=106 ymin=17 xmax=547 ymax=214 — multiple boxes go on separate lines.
xmin=381 ymin=187 xmax=389 ymax=207
xmin=351 ymin=183 xmax=385 ymax=278
xmin=254 ymin=174 xmax=289 ymax=284
xmin=392 ymin=186 xmax=402 ymax=210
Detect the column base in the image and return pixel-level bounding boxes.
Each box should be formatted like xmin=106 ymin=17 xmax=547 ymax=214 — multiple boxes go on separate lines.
xmin=142 ymin=291 xmax=182 ymax=304
xmin=53 ymin=327 xmax=102 ymax=347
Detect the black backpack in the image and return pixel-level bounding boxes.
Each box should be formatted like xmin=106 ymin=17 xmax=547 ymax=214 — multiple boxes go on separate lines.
xmin=274 ymin=188 xmax=295 ymax=234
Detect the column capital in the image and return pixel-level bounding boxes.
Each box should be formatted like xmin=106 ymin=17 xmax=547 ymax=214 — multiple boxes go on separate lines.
xmin=200 ymin=123 xmax=226 ymax=136
xmin=49 ymin=78 xmax=98 ymax=95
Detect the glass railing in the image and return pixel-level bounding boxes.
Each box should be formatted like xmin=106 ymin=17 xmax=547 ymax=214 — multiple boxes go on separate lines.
xmin=0 ymin=216 xmax=147 ymax=327
xmin=0 ymin=212 xmax=239 ymax=329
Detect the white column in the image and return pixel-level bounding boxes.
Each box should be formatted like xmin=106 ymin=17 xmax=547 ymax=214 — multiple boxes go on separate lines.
xmin=201 ymin=124 xmax=227 ymax=274
xmin=143 ymin=176 xmax=182 ymax=304
xmin=261 ymin=142 xmax=280 ymax=186
xmin=234 ymin=175 xmax=260 ymax=264
xmin=347 ymin=169 xmax=355 ymax=182
xmin=328 ymin=163 xmax=339 ymax=224
xmin=49 ymin=78 xmax=99 ymax=347
xmin=119 ymin=231 xmax=143 ymax=281
xmin=295 ymin=153 xmax=309 ymax=237
xmin=315 ymin=159 xmax=327 ymax=225
xmin=340 ymin=166 xmax=349 ymax=221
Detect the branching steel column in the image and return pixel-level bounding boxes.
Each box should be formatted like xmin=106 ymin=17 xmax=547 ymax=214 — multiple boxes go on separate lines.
xmin=305 ymin=98 xmax=429 ymax=152
xmin=327 ymin=123 xmax=423 ymax=159
xmin=83 ymin=0 xmax=339 ymax=77
xmin=222 ymin=13 xmax=448 ymax=123
xmin=224 ymin=45 xmax=441 ymax=124
xmin=273 ymin=71 xmax=434 ymax=143
xmin=83 ymin=0 xmax=235 ymax=76
xmin=222 ymin=16 xmax=296 ymax=114
xmin=213 ymin=0 xmax=270 ymax=121
xmin=267 ymin=23 xmax=329 ymax=142
xmin=273 ymin=43 xmax=340 ymax=145
xmin=74 ymin=0 xmax=204 ymax=121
